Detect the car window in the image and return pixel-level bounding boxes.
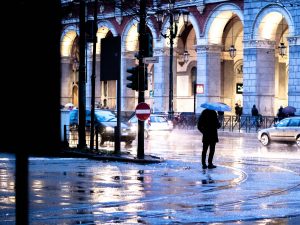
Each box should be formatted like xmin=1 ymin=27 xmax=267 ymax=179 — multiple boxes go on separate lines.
xmin=288 ymin=119 xmax=300 ymax=127
xmin=150 ymin=116 xmax=167 ymax=123
xmin=276 ymin=119 xmax=290 ymax=127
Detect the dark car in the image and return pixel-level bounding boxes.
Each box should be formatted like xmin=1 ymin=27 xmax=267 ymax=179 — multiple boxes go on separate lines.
xmin=69 ymin=109 xmax=136 ymax=146
xmin=257 ymin=116 xmax=300 ymax=147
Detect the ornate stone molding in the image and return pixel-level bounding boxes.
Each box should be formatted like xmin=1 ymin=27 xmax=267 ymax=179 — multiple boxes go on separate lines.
xmin=154 ymin=47 xmax=166 ymax=55
xmin=196 ymin=0 xmax=205 ymax=14
xmin=195 ymin=44 xmax=222 ymax=53
xmin=287 ymin=36 xmax=300 ymax=46
xmin=243 ymin=40 xmax=276 ymax=49
xmin=115 ymin=0 xmax=122 ymax=25
xmin=122 ymin=51 xmax=138 ymax=59
xmin=61 ymin=56 xmax=71 ymax=63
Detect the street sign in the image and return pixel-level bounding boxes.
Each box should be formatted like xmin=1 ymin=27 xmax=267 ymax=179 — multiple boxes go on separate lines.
xmin=135 ymin=102 xmax=151 ymax=121
xmin=143 ymin=56 xmax=159 ymax=64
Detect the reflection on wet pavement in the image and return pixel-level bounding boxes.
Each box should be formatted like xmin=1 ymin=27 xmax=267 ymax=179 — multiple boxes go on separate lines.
xmin=1 ymin=129 xmax=300 ymax=224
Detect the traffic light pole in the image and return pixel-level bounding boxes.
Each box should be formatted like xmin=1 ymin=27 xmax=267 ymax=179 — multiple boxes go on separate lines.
xmin=78 ymin=0 xmax=87 ymax=149
xmin=137 ymin=0 xmax=146 ymax=159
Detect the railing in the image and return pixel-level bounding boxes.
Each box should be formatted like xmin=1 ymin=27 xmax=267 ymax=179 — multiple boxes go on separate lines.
xmin=64 ymin=125 xmax=107 ymax=150
xmin=173 ymin=114 xmax=277 ymax=133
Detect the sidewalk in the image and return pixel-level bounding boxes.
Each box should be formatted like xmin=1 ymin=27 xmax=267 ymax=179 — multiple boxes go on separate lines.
xmin=61 ymin=128 xmax=259 ymax=164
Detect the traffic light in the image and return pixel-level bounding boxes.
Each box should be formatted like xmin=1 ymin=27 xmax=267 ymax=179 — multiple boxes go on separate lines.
xmin=144 ymin=33 xmax=153 ymax=57
xmin=126 ymin=66 xmax=139 ymax=91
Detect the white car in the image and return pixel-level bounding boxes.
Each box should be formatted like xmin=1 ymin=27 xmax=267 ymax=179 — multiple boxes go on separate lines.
xmin=257 ymin=116 xmax=300 ymax=147
xmin=128 ymin=114 xmax=173 ymax=139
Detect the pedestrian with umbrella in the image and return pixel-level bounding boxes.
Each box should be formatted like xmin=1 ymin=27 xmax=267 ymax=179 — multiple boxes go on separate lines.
xmin=282 ymin=106 xmax=296 ymax=117
xmin=197 ymin=102 xmax=231 ymax=169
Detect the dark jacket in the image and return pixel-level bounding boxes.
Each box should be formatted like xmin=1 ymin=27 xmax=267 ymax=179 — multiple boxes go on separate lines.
xmin=197 ymin=109 xmax=221 ymax=143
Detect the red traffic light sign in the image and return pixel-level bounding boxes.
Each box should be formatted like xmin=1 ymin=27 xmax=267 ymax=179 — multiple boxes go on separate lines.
xmin=135 ymin=102 xmax=151 ymax=121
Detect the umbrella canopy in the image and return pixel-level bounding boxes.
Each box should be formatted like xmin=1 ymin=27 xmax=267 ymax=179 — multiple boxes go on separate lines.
xmin=200 ymin=102 xmax=231 ymax=112
xmin=282 ymin=106 xmax=296 ymax=115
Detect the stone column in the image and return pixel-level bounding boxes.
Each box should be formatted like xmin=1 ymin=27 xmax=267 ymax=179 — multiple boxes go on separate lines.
xmin=95 ymin=55 xmax=101 ymax=105
xmin=60 ymin=56 xmax=73 ymax=106
xmin=287 ymin=36 xmax=300 ymax=114
xmin=152 ymin=47 xmax=169 ymax=113
xmin=195 ymin=44 xmax=222 ymax=113
xmin=243 ymin=40 xmax=276 ymax=116
xmin=85 ymin=44 xmax=93 ymax=109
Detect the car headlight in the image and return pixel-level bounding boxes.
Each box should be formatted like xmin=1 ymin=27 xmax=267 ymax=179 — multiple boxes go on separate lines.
xmin=105 ymin=126 xmax=114 ymax=132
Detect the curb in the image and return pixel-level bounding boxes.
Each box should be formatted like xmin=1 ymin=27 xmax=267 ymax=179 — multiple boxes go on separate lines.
xmin=61 ymin=149 xmax=164 ymax=164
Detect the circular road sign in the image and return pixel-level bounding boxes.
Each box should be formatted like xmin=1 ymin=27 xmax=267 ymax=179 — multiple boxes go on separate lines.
xmin=135 ymin=102 xmax=151 ymax=121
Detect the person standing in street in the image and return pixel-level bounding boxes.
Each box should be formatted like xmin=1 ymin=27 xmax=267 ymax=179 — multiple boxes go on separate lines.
xmin=251 ymin=104 xmax=259 ymax=116
xmin=277 ymin=105 xmax=285 ymax=121
xmin=251 ymin=104 xmax=261 ymax=130
xmin=197 ymin=109 xmax=221 ymax=169
xmin=234 ymin=103 xmax=241 ymax=122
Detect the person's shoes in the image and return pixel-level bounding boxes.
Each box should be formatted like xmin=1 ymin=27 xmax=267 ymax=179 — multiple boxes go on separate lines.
xmin=202 ymin=164 xmax=208 ymax=169
xmin=208 ymin=164 xmax=217 ymax=169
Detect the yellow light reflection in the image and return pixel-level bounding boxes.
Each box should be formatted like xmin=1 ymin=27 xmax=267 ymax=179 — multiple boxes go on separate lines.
xmin=209 ymin=12 xmax=233 ymax=45
xmin=259 ymin=12 xmax=281 ymax=40
xmin=61 ymin=30 xmax=77 ymax=57
xmin=32 ymin=180 xmax=44 ymax=190
xmin=96 ymin=27 xmax=109 ymax=54
xmin=89 ymin=166 xmax=146 ymax=218
xmin=126 ymin=24 xmax=139 ymax=51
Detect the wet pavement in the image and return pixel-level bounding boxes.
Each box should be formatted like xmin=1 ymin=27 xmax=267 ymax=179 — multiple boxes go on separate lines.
xmin=1 ymin=129 xmax=300 ymax=224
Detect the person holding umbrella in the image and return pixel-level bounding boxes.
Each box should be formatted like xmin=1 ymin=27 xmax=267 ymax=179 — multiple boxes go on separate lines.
xmin=198 ymin=103 xmax=225 ymax=169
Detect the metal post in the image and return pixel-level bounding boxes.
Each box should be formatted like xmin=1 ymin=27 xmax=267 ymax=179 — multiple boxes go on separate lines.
xmin=137 ymin=0 xmax=146 ymax=159
xmin=115 ymin=79 xmax=121 ymax=155
xmin=78 ymin=0 xmax=87 ymax=149
xmin=168 ymin=14 xmax=174 ymax=120
xmin=90 ymin=0 xmax=97 ymax=151
xmin=16 ymin=153 xmax=28 ymax=225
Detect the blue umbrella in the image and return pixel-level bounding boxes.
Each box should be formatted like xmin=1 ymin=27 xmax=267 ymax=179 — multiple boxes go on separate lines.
xmin=200 ymin=102 xmax=231 ymax=112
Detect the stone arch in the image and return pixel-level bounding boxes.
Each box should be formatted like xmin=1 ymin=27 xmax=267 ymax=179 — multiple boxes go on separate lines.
xmin=203 ymin=3 xmax=244 ymax=45
xmin=186 ymin=13 xmax=201 ymax=46
xmin=122 ymin=19 xmax=139 ymax=53
xmin=61 ymin=25 xmax=79 ymax=57
xmin=121 ymin=18 xmax=158 ymax=52
xmin=251 ymin=4 xmax=294 ymax=40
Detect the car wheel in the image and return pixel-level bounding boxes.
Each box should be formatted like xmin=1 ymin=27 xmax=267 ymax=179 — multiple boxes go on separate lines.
xmin=260 ymin=133 xmax=270 ymax=146
xmin=296 ymin=136 xmax=300 ymax=147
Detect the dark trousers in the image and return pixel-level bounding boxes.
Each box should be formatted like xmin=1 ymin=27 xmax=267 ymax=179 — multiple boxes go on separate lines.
xmin=202 ymin=142 xmax=216 ymax=166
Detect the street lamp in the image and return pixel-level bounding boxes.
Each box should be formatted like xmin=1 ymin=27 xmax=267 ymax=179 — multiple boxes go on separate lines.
xmin=278 ymin=15 xmax=287 ymax=57
xmin=228 ymin=18 xmax=236 ymax=59
xmin=155 ymin=0 xmax=189 ymax=119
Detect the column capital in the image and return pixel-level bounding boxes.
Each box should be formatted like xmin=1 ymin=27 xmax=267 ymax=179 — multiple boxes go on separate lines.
xmin=195 ymin=44 xmax=222 ymax=54
xmin=243 ymin=39 xmax=276 ymax=49
xmin=287 ymin=36 xmax=300 ymax=46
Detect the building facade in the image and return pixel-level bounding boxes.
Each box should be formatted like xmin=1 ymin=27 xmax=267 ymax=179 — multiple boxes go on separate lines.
xmin=61 ymin=0 xmax=300 ymax=116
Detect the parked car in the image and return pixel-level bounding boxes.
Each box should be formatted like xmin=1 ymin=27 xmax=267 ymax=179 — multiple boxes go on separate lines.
xmin=69 ymin=109 xmax=136 ymax=145
xmin=257 ymin=116 xmax=300 ymax=147
xmin=128 ymin=113 xmax=173 ymax=139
